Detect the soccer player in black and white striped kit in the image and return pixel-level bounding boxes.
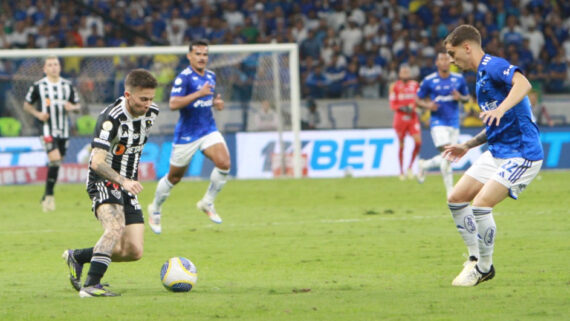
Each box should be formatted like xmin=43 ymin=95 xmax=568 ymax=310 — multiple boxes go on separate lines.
xmin=23 ymin=56 xmax=80 ymax=212
xmin=62 ymin=69 xmax=159 ymax=297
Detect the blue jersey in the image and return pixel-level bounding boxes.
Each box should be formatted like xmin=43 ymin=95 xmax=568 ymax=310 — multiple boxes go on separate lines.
xmin=171 ymin=67 xmax=218 ymax=144
xmin=417 ymin=71 xmax=469 ymax=128
xmin=476 ymin=54 xmax=543 ymax=161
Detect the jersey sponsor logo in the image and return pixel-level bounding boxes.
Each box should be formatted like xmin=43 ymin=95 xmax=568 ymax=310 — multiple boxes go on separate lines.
xmin=113 ymin=144 xmax=126 ymax=155
xmin=113 ymin=144 xmax=143 ymax=155
xmin=171 ymin=87 xmax=182 ymax=93
xmin=193 ymin=99 xmax=213 ymax=108
xmin=111 ymin=189 xmax=122 ymax=199
xmin=480 ymin=100 xmax=498 ymax=111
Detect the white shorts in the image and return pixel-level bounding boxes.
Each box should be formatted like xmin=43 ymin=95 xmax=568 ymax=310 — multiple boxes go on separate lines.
xmin=170 ymin=131 xmax=227 ymax=167
xmin=431 ymin=126 xmax=459 ymax=148
xmin=465 ymin=150 xmax=543 ymax=199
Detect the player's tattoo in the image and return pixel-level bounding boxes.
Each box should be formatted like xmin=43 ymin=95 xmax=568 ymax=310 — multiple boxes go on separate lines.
xmin=91 ymin=148 xmax=125 ymax=185
xmin=465 ymin=129 xmax=487 ymax=149
xmin=94 ymin=204 xmax=125 ymax=255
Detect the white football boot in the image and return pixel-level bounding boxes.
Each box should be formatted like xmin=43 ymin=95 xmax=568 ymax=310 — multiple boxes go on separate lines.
xmin=147 ymin=203 xmax=162 ymax=234
xmin=197 ymin=199 xmax=222 ymax=224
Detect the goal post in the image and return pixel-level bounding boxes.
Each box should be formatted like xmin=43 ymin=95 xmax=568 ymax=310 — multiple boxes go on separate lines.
xmin=0 ymin=43 xmax=303 ymax=178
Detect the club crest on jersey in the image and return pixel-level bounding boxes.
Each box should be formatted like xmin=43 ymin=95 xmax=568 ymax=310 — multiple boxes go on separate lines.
xmin=120 ymin=124 xmax=129 ymax=138
xmin=111 ymin=189 xmax=122 ymax=199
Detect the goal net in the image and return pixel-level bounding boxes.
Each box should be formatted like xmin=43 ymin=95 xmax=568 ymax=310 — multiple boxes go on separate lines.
xmin=0 ymin=44 xmax=303 ymax=178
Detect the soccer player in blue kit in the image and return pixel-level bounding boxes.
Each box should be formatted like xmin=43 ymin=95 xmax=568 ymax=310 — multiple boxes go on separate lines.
xmin=415 ymin=52 xmax=470 ymax=196
xmin=148 ymin=40 xmax=230 ymax=233
xmin=442 ymin=25 xmax=543 ymax=286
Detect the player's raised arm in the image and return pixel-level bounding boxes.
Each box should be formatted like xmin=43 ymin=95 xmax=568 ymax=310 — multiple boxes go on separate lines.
xmin=169 ymin=82 xmax=213 ymax=110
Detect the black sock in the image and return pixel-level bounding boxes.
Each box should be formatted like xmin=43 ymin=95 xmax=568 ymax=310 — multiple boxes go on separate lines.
xmin=45 ymin=165 xmax=60 ymax=196
xmin=84 ymin=253 xmax=111 ymax=287
xmin=73 ymin=248 xmax=94 ymax=265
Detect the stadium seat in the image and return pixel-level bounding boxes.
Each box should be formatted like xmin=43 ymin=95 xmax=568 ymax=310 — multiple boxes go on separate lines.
xmin=76 ymin=115 xmax=97 ymax=136
xmin=0 ymin=117 xmax=22 ymax=136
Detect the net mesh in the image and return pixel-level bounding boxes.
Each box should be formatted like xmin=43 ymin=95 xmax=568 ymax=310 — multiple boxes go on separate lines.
xmin=2 ymin=49 xmax=292 ymax=135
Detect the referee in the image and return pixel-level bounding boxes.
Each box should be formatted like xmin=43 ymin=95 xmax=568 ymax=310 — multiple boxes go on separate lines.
xmin=23 ymin=56 xmax=80 ymax=212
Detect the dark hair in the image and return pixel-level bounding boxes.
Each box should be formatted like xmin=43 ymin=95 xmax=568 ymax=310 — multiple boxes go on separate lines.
xmin=125 ymin=69 xmax=157 ymax=90
xmin=189 ymin=39 xmax=209 ymax=52
xmin=444 ymin=24 xmax=481 ymax=47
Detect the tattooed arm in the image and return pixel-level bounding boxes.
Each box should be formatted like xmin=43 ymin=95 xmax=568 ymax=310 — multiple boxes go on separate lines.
xmin=90 ymin=147 xmax=143 ymax=195
xmin=443 ymin=129 xmax=487 ymax=162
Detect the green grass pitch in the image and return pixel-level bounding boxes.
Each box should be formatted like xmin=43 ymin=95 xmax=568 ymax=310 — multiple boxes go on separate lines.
xmin=0 ymin=171 xmax=568 ymax=321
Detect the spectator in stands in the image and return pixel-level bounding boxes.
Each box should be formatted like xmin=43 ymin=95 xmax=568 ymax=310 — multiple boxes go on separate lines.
xmin=300 ymin=29 xmax=321 ymax=60
xmin=253 ymin=100 xmax=279 ymax=131
xmin=339 ymin=17 xmax=363 ymax=57
xmin=359 ymin=55 xmax=383 ymax=99
xmin=547 ymin=51 xmax=568 ymax=93
xmin=305 ymin=64 xmax=329 ymax=99
xmin=302 ymin=99 xmax=320 ymax=130
xmin=342 ymin=61 xmax=360 ymax=98
xmin=325 ymin=54 xmax=346 ymax=99
xmin=528 ymin=91 xmax=554 ymax=127
xmin=501 ymin=15 xmax=524 ymax=47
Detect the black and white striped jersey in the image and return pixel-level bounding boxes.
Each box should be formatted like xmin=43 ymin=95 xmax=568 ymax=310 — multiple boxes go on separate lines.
xmin=87 ymin=97 xmax=159 ymax=185
xmin=25 ymin=77 xmax=79 ymax=139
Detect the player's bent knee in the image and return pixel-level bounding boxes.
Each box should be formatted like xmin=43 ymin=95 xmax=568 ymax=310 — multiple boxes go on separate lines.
xmin=126 ymin=246 xmax=143 ymax=261
xmin=217 ymin=159 xmax=231 ymax=171
xmin=447 ymin=191 xmax=469 ymax=204
xmin=167 ymin=173 xmax=183 ymax=185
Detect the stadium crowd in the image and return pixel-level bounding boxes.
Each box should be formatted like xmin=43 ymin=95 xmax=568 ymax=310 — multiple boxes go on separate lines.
xmin=1 ymin=0 xmax=570 ymax=104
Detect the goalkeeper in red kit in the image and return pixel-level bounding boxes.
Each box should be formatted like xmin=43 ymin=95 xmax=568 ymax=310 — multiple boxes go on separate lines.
xmin=389 ymin=64 xmax=421 ymax=180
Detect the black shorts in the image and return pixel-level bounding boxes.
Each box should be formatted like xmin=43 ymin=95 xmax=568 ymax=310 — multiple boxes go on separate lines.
xmin=87 ymin=180 xmax=144 ymax=225
xmin=43 ymin=136 xmax=69 ymax=157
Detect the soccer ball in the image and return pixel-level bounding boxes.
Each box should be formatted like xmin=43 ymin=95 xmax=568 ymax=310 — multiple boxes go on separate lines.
xmin=160 ymin=257 xmax=198 ymax=292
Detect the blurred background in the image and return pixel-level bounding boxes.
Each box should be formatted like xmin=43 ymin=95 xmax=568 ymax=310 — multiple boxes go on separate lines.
xmin=0 ymin=0 xmax=569 ymax=182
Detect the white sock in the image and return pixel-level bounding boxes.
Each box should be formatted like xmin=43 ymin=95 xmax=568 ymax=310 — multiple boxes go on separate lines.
xmin=473 ymin=206 xmax=496 ymax=273
xmin=440 ymin=159 xmax=453 ymax=197
xmin=448 ymin=202 xmax=479 ymax=259
xmin=202 ymin=167 xmax=229 ymax=203
xmin=423 ymin=154 xmax=442 ymax=170
xmin=153 ymin=176 xmax=174 ymax=210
